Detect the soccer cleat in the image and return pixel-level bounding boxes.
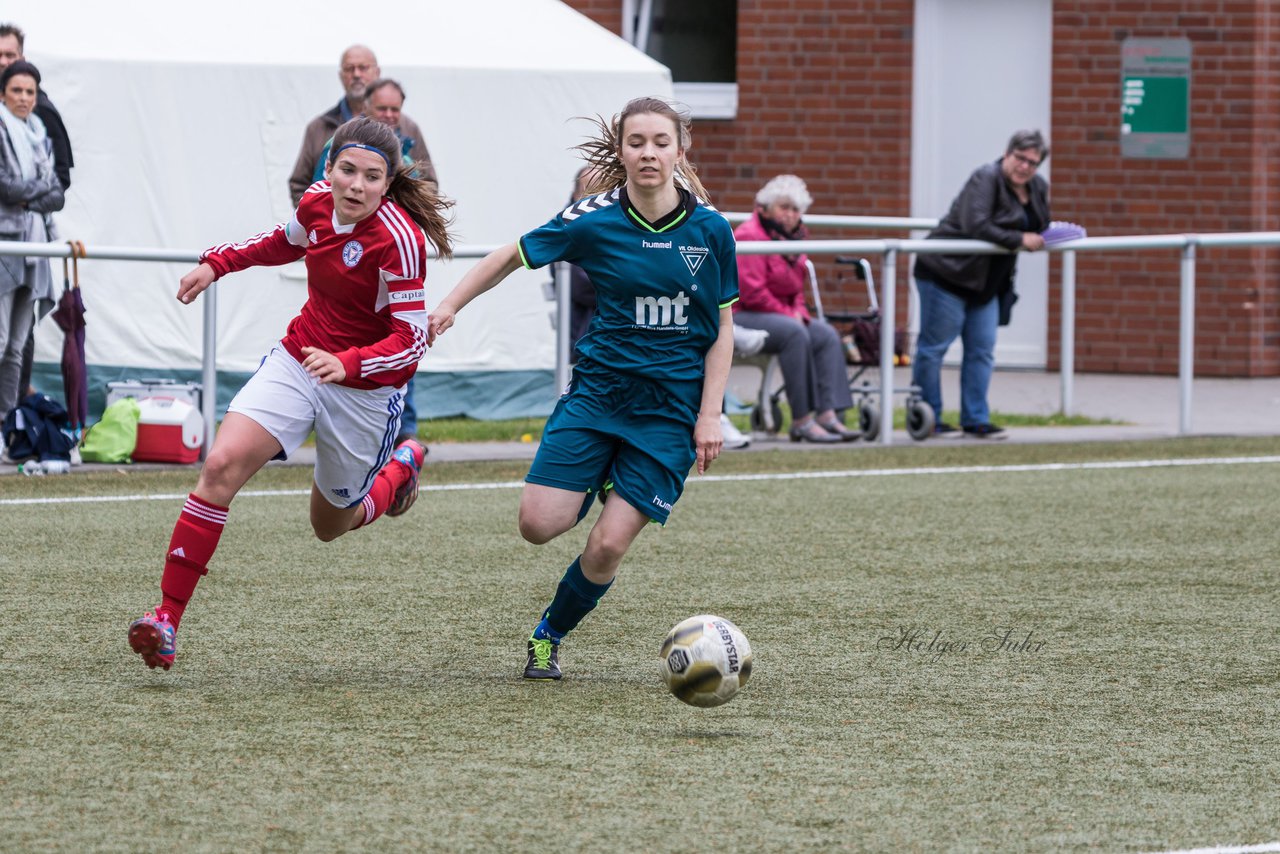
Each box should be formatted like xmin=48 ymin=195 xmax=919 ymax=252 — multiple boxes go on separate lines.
xmin=524 ymin=636 xmax=562 ymax=680
xmin=386 ymin=438 xmax=427 ymax=517
xmin=128 ymin=610 xmax=177 ymax=671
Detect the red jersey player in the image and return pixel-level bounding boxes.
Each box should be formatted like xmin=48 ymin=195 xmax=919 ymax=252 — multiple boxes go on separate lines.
xmin=127 ymin=117 xmax=454 ymax=671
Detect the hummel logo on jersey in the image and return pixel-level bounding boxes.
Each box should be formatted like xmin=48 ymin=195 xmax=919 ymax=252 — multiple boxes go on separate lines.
xmin=309 ymin=229 xmax=318 ymax=245
xmin=642 ymin=239 xmax=672 ymax=249
xmin=342 ymin=240 xmax=364 ymax=268
xmin=332 ymin=487 xmax=351 ymax=499
xmin=634 ymin=291 xmax=691 ymax=329
xmin=680 ymin=244 xmax=709 ymax=276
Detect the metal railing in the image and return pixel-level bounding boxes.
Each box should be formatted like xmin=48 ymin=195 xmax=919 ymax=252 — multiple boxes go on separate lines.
xmin=0 ymin=239 xmax=504 ymax=458
xmin=4 ymin=229 xmax=1280 ymax=452
xmin=737 ymin=230 xmax=1280 ymax=443
xmin=724 ymin=212 xmax=939 ymax=231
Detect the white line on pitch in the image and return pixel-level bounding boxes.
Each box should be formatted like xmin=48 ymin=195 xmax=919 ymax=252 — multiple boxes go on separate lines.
xmin=3 ymin=455 xmax=1279 ymax=508
xmin=1144 ymin=842 xmax=1280 ymax=854
xmin=691 ymin=454 xmax=1280 ymax=483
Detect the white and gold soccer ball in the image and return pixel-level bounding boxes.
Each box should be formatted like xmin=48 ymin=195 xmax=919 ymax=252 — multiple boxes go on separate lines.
xmin=658 ymin=614 xmax=753 ymax=707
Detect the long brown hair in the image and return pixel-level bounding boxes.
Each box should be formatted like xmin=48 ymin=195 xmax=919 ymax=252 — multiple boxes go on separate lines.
xmin=572 ymin=97 xmax=711 ymax=203
xmin=329 ymin=116 xmax=455 ymax=258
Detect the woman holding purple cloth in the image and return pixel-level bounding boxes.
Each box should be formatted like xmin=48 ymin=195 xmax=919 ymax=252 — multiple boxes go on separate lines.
xmin=912 ymin=129 xmax=1051 ymax=440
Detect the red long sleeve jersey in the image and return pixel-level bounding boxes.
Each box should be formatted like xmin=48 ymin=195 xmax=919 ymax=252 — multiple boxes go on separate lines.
xmin=200 ymin=181 xmax=428 ymax=390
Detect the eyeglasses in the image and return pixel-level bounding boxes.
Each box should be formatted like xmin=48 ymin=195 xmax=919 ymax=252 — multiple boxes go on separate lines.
xmin=1010 ymin=152 xmax=1042 ymax=169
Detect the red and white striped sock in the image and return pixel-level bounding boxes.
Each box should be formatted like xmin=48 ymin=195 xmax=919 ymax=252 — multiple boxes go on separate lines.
xmin=158 ymin=493 xmax=228 ymax=628
xmin=354 ymin=461 xmax=408 ymax=528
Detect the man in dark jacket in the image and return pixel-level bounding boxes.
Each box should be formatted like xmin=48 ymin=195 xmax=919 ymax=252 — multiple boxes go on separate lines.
xmin=912 ymin=129 xmax=1050 ymax=440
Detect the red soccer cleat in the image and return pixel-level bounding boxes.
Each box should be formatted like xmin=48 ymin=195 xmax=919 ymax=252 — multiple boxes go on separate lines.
xmin=386 ymin=438 xmax=426 ymax=517
xmin=128 ymin=610 xmax=177 ymax=671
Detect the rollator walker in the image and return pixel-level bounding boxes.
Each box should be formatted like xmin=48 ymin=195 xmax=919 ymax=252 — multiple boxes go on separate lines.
xmin=733 ymin=256 xmax=934 ymax=442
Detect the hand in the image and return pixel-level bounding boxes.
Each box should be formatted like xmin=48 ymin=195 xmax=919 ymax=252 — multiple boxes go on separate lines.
xmin=177 ymin=263 xmax=217 ymax=304
xmin=427 ymin=304 xmax=456 ymax=347
xmin=300 ymin=347 xmax=346 ymax=384
xmin=693 ymin=412 xmax=723 ymax=475
xmin=1021 ymin=232 xmax=1046 ymax=252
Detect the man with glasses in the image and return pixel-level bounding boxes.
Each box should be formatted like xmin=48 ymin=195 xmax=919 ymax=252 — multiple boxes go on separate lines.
xmin=287 ymin=46 xmax=433 ymax=206
xmin=911 ymin=129 xmax=1051 ymax=440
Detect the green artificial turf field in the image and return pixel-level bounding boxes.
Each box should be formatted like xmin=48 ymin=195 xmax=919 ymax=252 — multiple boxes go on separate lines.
xmin=2 ymin=437 xmax=1277 ymax=851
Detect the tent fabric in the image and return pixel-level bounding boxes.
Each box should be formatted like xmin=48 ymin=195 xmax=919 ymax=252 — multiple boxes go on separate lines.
xmin=23 ymin=0 xmax=671 ymax=419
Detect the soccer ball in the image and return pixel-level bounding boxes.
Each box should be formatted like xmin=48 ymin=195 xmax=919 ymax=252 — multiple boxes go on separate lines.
xmin=658 ymin=614 xmax=753 ymax=707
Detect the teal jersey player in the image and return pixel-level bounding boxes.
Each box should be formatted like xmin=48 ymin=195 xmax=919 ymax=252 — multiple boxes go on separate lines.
xmin=429 ymin=98 xmax=738 ymax=682
xmin=518 ymin=184 xmax=738 ymax=386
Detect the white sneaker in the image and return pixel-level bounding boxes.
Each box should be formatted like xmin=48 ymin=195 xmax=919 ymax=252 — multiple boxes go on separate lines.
xmin=732 ymin=326 xmax=768 ymax=358
xmin=720 ymin=414 xmax=750 ymax=450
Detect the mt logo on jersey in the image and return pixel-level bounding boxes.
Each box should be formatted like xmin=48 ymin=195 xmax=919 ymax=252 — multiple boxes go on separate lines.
xmin=634 ymin=291 xmax=691 ymax=329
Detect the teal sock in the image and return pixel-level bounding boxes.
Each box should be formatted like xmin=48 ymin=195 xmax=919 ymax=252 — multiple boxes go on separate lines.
xmin=537 ymin=556 xmax=613 ymax=639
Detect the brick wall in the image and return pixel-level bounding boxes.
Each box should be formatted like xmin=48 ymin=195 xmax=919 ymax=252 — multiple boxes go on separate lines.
xmin=562 ymin=0 xmax=1280 ymax=376
xmin=565 ymin=0 xmax=622 ymax=34
xmin=1051 ymin=1 xmax=1280 ymax=376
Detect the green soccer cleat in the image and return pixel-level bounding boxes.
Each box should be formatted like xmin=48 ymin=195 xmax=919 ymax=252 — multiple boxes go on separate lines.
xmin=524 ymin=636 xmax=562 ymax=680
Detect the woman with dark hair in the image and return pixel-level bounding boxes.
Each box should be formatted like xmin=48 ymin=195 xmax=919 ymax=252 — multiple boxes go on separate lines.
xmin=0 ymin=60 xmax=63 ymax=421
xmin=430 ymin=97 xmax=738 ymax=681
xmin=127 ymin=116 xmax=455 ymax=671
xmin=912 ymin=129 xmax=1050 ymax=440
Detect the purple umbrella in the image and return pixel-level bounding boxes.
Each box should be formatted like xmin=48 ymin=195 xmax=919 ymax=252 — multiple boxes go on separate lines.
xmin=51 ymin=251 xmax=88 ymax=433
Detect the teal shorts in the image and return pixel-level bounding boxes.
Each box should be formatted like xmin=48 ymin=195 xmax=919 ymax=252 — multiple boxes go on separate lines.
xmin=526 ymin=364 xmax=700 ymax=525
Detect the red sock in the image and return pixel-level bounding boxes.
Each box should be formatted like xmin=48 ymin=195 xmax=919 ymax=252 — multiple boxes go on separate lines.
xmin=354 ymin=458 xmax=411 ymax=528
xmin=158 ymin=493 xmax=229 ymax=627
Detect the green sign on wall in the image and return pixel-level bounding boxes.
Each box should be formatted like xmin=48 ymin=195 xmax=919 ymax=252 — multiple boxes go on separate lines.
xmin=1121 ymin=38 xmax=1191 ymax=158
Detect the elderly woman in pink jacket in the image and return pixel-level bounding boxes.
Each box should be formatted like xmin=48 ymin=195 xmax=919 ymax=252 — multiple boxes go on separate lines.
xmin=733 ymin=175 xmax=855 ymax=442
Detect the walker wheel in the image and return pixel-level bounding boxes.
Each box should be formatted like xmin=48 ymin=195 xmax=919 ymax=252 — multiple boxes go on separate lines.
xmin=906 ymin=398 xmax=936 ymax=441
xmin=859 ymin=402 xmax=881 ymax=442
xmin=749 ymin=399 xmax=785 ymax=435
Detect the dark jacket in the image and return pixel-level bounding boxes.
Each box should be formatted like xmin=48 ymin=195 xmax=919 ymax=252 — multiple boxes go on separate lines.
xmin=914 ymin=160 xmax=1049 ymax=304
xmin=288 ymin=100 xmax=437 ymax=206
xmin=34 ymin=90 xmax=73 ymax=191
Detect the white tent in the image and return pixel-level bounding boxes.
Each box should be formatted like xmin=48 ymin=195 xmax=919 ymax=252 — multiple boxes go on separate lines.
xmin=21 ymin=0 xmax=671 ymax=417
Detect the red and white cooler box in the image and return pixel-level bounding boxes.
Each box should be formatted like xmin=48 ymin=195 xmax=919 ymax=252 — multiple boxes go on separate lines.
xmin=106 ymin=380 xmax=204 ymax=464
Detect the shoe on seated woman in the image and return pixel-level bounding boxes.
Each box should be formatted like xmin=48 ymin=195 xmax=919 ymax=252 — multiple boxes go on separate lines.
xmin=817 ymin=418 xmax=860 ymax=442
xmin=789 ymin=419 xmax=841 ymax=443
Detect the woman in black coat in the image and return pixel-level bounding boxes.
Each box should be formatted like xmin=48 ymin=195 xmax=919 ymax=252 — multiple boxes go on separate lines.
xmin=911 ymin=129 xmax=1050 ymax=439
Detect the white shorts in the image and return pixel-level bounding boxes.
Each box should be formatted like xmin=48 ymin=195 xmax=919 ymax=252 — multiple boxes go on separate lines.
xmin=228 ymin=345 xmax=405 ymax=508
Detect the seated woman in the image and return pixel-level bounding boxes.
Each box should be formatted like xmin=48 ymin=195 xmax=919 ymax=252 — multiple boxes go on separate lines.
xmin=733 ymin=175 xmax=855 ymax=442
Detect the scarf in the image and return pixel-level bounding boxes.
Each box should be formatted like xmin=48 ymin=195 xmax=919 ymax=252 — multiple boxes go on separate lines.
xmin=757 ymin=211 xmax=809 ymax=265
xmin=0 ymin=102 xmax=49 ymax=182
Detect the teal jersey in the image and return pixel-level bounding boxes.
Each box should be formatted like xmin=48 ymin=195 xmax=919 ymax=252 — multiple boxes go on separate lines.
xmin=518 ymin=186 xmax=738 ymax=385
